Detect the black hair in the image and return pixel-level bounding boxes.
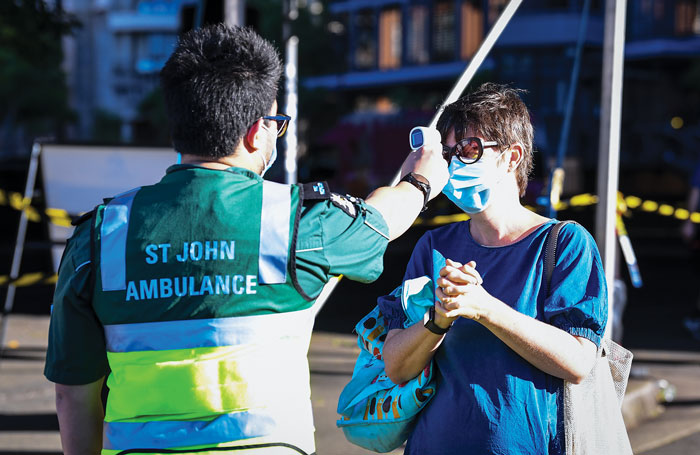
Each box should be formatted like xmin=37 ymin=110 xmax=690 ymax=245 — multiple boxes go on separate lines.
xmin=437 ymin=82 xmax=534 ymax=196
xmin=160 ymin=24 xmax=282 ymax=158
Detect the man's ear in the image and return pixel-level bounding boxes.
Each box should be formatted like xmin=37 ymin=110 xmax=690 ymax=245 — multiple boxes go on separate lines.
xmin=244 ymin=119 xmax=265 ymax=153
xmin=507 ymin=142 xmax=524 ymax=171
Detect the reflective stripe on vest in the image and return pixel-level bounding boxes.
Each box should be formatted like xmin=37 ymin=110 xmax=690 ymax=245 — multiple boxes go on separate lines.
xmin=102 ymin=410 xmax=277 ymax=451
xmin=100 ymin=187 xmax=141 ymax=291
xmin=258 ymin=181 xmax=291 ymax=284
xmin=102 ymin=308 xmax=316 ymax=451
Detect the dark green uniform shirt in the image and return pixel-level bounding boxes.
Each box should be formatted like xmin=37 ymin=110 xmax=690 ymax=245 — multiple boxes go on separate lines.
xmin=44 ymin=166 xmax=389 ymax=385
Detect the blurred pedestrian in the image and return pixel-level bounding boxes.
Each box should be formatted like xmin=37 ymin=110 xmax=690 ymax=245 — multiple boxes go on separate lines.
xmin=380 ymin=83 xmax=608 ymax=454
xmin=43 ymin=24 xmax=448 ymax=455
xmin=681 ymin=163 xmax=700 ymax=340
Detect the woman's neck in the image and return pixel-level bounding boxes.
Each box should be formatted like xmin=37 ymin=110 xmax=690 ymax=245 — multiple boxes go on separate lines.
xmin=468 ymin=198 xmax=549 ymax=247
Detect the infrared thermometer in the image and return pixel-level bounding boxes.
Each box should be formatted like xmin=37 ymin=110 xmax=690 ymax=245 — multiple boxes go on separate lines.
xmin=409 ymin=127 xmax=441 ymax=151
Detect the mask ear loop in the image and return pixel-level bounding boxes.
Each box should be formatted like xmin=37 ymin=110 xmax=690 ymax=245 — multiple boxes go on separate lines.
xmin=257 ymin=148 xmax=269 ymax=171
xmin=257 ymin=122 xmax=278 ymax=174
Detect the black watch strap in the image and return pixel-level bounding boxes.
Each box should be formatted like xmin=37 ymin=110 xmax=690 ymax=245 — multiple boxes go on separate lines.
xmin=424 ymin=306 xmax=450 ymax=335
xmin=400 ymin=172 xmax=431 ymax=213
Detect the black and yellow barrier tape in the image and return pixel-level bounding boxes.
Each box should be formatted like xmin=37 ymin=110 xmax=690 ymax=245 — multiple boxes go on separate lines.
xmin=0 ymin=188 xmax=75 ymax=227
xmin=537 ymin=192 xmax=700 ymax=222
xmin=0 ymin=272 xmax=58 ymax=288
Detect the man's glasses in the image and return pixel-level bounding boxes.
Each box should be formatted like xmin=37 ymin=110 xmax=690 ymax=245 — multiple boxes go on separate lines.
xmin=442 ymin=137 xmax=499 ymax=164
xmin=262 ymin=114 xmax=292 ymax=138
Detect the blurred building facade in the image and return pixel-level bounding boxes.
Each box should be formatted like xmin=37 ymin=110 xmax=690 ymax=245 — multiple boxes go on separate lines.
xmin=61 ymin=0 xmax=185 ymax=141
xmin=304 ymin=0 xmax=700 ymax=198
xmin=60 ymin=0 xmax=249 ymax=142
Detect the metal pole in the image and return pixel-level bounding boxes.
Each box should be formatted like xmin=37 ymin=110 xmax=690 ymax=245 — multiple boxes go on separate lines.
xmin=596 ymin=0 xmax=627 ymax=339
xmin=548 ymin=0 xmax=591 ymax=217
xmin=283 ymin=0 xmax=299 ymax=184
xmin=284 ymin=36 xmax=299 ymax=184
xmin=223 ymin=0 xmax=245 ymax=26
xmin=314 ymin=0 xmax=524 ymax=312
xmin=0 ymin=142 xmax=41 ymax=356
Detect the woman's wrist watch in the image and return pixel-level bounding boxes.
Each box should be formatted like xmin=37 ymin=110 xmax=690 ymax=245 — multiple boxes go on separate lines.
xmin=400 ymin=172 xmax=431 ymax=212
xmin=423 ymin=306 xmax=451 ymax=335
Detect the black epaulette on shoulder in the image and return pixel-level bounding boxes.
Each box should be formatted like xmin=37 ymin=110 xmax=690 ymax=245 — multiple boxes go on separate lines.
xmin=329 ymin=193 xmax=361 ymax=218
xmin=71 ymin=209 xmax=96 ymax=226
xmin=300 ymin=181 xmax=331 ymax=201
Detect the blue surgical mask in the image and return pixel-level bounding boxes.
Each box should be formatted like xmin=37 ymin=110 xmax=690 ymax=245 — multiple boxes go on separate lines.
xmin=258 ymin=124 xmax=278 ymax=177
xmin=442 ymin=151 xmax=506 ymax=214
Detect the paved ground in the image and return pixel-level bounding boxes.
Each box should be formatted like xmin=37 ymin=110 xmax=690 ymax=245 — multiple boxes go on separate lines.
xmin=626 ymin=350 xmax=700 ymax=454
xmin=1 ymin=314 xmax=699 ymax=455
xmin=0 ymin=315 xmax=60 ymax=455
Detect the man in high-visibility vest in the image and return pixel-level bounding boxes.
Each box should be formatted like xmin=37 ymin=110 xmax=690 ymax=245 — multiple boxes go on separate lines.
xmin=44 ymin=24 xmax=448 ymax=455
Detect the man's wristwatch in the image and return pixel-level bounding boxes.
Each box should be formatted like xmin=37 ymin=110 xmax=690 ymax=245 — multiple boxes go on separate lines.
xmin=423 ymin=306 xmax=451 ymax=335
xmin=400 ymin=172 xmax=431 ymax=212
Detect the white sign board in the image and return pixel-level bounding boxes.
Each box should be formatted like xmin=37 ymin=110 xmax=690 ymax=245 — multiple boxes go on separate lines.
xmin=40 ymin=144 xmax=177 ymax=271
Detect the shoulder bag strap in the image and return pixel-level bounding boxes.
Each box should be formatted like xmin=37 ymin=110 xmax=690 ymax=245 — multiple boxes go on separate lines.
xmin=544 ymin=220 xmax=576 ymax=295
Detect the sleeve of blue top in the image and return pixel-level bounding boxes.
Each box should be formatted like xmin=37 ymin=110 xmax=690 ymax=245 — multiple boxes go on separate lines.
xmin=544 ymin=222 xmax=608 ymax=347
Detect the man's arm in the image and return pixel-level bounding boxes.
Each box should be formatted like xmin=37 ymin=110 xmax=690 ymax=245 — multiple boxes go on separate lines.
xmin=365 ymin=142 xmax=449 ymax=241
xmin=364 ymin=182 xmax=424 ymax=241
xmin=55 ymin=377 xmax=105 ymax=455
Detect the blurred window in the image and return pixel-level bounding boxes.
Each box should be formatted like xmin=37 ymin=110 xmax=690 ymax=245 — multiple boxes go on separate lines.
xmin=432 ymin=1 xmax=456 ymax=62
xmin=135 ymin=33 xmax=177 ymax=74
xmin=354 ymin=9 xmax=377 ymax=70
xmin=137 ymin=0 xmax=179 ymax=15
xmin=379 ymin=8 xmax=402 ymax=69
xmin=407 ymin=5 xmax=429 ymax=65
xmin=675 ymin=1 xmax=698 ymax=36
xmin=461 ymin=0 xmax=483 ymax=59
xmin=488 ymin=0 xmax=508 ymax=25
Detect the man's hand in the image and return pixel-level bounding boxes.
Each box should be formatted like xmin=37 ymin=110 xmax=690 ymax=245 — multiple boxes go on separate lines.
xmin=400 ymin=142 xmax=449 ymax=200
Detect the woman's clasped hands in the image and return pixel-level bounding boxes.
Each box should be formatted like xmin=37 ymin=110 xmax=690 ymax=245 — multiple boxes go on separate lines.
xmin=435 ymin=258 xmax=494 ymax=322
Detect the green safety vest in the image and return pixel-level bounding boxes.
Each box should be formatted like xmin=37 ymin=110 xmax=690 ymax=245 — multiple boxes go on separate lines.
xmin=91 ymin=166 xmax=322 ymax=455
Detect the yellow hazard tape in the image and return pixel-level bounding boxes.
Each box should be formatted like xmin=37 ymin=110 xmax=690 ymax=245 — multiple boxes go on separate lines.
xmin=0 ymin=188 xmax=75 ymax=227
xmin=415 ymin=192 xmax=700 ymax=227
xmin=0 ymin=272 xmax=58 ymax=288
xmin=623 ymin=195 xmax=700 ymax=222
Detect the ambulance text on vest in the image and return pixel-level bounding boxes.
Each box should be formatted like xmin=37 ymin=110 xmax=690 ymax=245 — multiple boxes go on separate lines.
xmin=144 ymin=241 xmax=236 ymax=264
xmin=126 ymin=240 xmax=255 ymax=301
